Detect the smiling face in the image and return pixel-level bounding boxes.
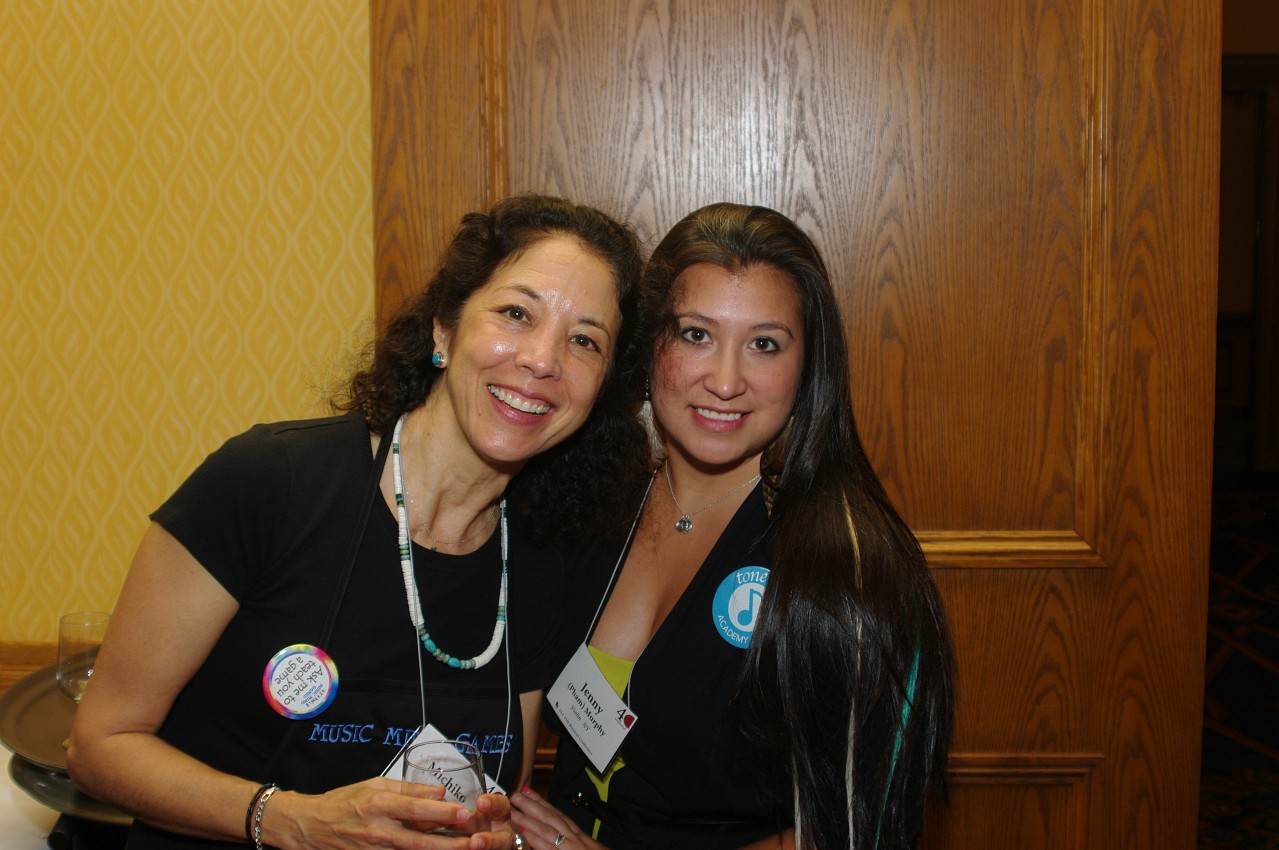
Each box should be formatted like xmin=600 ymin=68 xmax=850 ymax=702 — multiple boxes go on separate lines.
xmin=651 ymin=262 xmax=805 ymax=476
xmin=431 ymin=235 xmax=621 ymax=469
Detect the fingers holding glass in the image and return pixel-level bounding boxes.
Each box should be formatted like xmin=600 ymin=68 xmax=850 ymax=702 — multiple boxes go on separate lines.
xmin=401 ymin=740 xmax=489 ymax=836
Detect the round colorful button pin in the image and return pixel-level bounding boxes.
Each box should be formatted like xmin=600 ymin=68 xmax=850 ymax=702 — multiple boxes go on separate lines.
xmin=262 ymin=644 xmax=338 ymax=719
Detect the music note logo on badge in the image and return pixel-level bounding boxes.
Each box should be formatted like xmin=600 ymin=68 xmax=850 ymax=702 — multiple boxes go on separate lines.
xmin=711 ymin=566 xmax=770 ymax=649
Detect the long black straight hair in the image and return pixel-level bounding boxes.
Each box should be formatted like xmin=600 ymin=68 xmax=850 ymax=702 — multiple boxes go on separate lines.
xmin=641 ymin=204 xmax=954 ymax=849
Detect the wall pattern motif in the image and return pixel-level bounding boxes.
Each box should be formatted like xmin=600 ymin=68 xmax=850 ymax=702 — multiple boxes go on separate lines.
xmin=0 ymin=1 xmax=374 ymax=641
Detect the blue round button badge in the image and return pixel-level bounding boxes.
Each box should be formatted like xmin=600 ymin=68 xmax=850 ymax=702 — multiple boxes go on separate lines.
xmin=711 ymin=566 xmax=770 ymax=649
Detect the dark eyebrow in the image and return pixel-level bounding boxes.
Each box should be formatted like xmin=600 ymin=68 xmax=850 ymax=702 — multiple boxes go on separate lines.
xmin=508 ymin=284 xmax=544 ymax=304
xmin=578 ymin=316 xmax=614 ymax=341
xmin=675 ymin=310 xmax=718 ymax=328
xmin=750 ymin=321 xmax=797 ymax=338
xmin=676 ymin=311 xmax=796 ymax=339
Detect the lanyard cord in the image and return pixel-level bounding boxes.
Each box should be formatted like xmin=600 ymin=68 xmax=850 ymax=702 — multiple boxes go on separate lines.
xmin=392 ymin=413 xmax=508 ymax=669
xmin=583 ymin=473 xmax=655 ymax=640
xmin=392 ymin=413 xmax=512 ymax=786
xmin=580 ymin=474 xmax=655 ymax=710
xmin=407 ymin=614 xmax=513 ymax=788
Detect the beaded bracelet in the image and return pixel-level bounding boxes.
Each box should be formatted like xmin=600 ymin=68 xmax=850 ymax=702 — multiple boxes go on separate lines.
xmin=244 ymin=783 xmax=278 ymax=848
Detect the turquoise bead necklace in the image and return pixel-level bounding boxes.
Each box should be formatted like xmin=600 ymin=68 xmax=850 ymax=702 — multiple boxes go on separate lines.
xmin=392 ymin=413 xmax=507 ymax=670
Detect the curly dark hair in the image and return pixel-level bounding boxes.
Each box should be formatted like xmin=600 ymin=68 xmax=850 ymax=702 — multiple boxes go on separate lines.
xmin=335 ymin=194 xmax=651 ymax=544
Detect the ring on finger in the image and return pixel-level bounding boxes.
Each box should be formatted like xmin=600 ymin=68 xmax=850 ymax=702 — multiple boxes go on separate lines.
xmin=554 ymin=835 xmax=566 ymax=848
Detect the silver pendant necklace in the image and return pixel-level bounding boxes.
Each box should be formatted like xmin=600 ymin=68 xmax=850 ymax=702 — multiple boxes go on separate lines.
xmin=663 ymin=462 xmax=761 ymax=534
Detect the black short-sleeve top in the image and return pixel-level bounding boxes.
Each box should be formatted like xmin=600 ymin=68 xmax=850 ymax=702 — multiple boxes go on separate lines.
xmin=131 ymin=415 xmax=564 ymax=849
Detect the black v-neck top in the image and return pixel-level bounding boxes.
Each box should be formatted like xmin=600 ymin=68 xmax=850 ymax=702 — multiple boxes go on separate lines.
xmin=547 ymin=486 xmax=789 ymax=849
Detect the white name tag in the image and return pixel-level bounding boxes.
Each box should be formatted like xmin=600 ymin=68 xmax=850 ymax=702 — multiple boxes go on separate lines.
xmin=547 ymin=644 xmax=638 ymax=773
xmin=382 ymin=722 xmax=506 ymax=795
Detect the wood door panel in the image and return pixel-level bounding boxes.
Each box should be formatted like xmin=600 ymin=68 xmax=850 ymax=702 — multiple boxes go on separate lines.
xmin=372 ymin=0 xmax=1218 ymax=845
xmin=1087 ymin=1 xmax=1219 ymax=843
xmin=505 ymin=0 xmax=876 ymax=237
xmin=505 ymin=0 xmax=1093 ymax=540
xmin=372 ymin=0 xmax=500 ymax=322
xmin=923 ymin=754 xmax=1100 ymax=850
xmin=936 ymin=571 xmax=1096 ymax=751
xmin=829 ymin=0 xmax=1091 ymax=538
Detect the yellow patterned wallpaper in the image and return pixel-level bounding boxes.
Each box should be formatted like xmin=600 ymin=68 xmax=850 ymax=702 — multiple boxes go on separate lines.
xmin=0 ymin=1 xmax=374 ymax=641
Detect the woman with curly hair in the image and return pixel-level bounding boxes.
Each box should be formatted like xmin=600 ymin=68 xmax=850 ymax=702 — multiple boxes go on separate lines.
xmin=68 ymin=195 xmax=650 ymax=850
xmin=513 ymin=203 xmax=953 ymax=850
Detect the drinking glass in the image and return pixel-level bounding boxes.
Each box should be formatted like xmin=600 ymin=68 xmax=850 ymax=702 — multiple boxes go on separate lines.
xmin=56 ymin=611 xmax=110 ymax=703
xmin=401 ymin=739 xmax=488 ymax=835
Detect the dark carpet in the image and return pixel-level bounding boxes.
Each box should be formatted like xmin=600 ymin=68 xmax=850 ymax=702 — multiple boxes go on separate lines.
xmin=1199 ymin=479 xmax=1279 ymax=850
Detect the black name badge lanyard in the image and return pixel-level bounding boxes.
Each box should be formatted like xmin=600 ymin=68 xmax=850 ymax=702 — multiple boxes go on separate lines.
xmin=260 ymin=430 xmax=391 ymax=779
xmin=547 ymin=475 xmax=653 ymax=771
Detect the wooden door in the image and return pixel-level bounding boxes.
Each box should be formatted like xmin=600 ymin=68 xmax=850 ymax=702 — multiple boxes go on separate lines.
xmin=372 ymin=1 xmax=1220 ymax=847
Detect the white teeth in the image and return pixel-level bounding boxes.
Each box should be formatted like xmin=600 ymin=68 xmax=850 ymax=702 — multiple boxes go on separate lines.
xmin=489 ymin=385 xmax=550 ymax=415
xmin=696 ymin=407 xmax=743 ymax=422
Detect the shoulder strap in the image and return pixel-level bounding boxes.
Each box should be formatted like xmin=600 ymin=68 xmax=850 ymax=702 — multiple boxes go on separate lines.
xmin=262 ymin=424 xmax=391 ymax=777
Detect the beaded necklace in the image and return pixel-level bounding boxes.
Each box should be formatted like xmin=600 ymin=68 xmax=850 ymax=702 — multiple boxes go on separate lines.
xmin=392 ymin=413 xmax=507 ymax=670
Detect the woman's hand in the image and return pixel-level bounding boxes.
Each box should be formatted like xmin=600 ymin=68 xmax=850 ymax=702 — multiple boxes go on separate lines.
xmin=510 ymin=787 xmax=605 ymax=850
xmin=268 ymin=779 xmax=519 ymax=850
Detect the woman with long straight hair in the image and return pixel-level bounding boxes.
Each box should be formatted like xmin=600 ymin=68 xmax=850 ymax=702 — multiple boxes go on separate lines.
xmin=512 ymin=203 xmax=954 ymax=850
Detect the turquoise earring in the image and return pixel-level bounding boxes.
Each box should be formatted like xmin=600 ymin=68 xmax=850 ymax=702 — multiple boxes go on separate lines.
xmin=431 ymin=351 xmax=444 ymax=368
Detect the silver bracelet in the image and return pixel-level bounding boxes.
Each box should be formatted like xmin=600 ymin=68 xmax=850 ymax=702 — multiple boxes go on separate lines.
xmin=244 ymin=783 xmax=274 ymax=843
xmin=252 ymin=784 xmax=279 ymax=850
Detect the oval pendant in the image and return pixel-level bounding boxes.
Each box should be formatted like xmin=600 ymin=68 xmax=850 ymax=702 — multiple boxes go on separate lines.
xmin=675 ymin=516 xmax=693 ymax=534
